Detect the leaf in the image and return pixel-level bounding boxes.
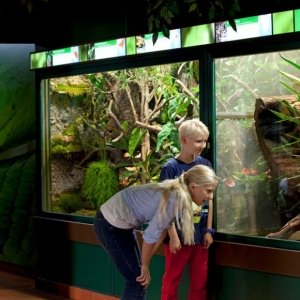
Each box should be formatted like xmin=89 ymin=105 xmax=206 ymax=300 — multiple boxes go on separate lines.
xmin=208 ymin=5 xmax=215 ymax=21
xmin=162 ymin=25 xmax=170 ymax=39
xmin=152 ymin=32 xmax=159 ymax=45
xmin=280 ymin=81 xmax=300 ymax=97
xmin=280 ymin=71 xmax=300 ymax=87
xmin=152 ymin=0 xmax=164 ymax=11
xmin=280 ymin=55 xmax=300 ymax=71
xmin=162 ymin=7 xmax=174 ymax=24
xmin=128 ymin=127 xmax=147 ymax=157
xmin=148 ymin=15 xmax=154 ymax=32
xmin=189 ymin=3 xmax=197 ymax=13
xmin=269 ymin=109 xmax=299 ymax=125
xmin=228 ymin=18 xmax=237 ymax=32
xmin=156 ymin=123 xmax=173 ymax=152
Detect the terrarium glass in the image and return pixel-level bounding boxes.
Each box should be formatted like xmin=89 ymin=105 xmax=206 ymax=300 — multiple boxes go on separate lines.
xmin=40 ymin=61 xmax=200 ymax=216
xmin=215 ymin=49 xmax=300 ymax=241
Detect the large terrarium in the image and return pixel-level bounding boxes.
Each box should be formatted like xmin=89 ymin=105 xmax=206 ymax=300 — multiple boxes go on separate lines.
xmin=215 ymin=49 xmax=300 ymax=241
xmin=40 ymin=60 xmax=201 ymax=216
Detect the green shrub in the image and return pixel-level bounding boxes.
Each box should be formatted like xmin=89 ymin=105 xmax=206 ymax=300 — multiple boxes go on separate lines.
xmin=82 ymin=161 xmax=119 ymax=209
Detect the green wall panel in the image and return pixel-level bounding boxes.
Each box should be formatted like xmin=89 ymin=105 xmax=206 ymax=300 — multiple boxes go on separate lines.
xmin=37 ymin=234 xmax=191 ymax=299
xmin=69 ymin=242 xmax=113 ymax=294
xmin=0 ymin=44 xmax=36 ymax=268
xmin=213 ymin=266 xmax=300 ymax=300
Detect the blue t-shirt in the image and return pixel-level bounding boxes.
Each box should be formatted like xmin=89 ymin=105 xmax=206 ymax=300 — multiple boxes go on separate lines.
xmin=160 ymin=156 xmax=212 ymax=244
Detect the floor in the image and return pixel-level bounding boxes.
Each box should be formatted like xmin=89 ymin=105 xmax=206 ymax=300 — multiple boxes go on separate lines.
xmin=0 ymin=270 xmax=70 ymax=300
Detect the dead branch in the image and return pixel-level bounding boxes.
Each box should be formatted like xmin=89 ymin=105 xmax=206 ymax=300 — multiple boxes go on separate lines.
xmin=135 ymin=120 xmax=161 ymax=133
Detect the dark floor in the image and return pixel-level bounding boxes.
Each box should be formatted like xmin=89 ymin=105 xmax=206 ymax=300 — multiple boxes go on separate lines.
xmin=0 ymin=271 xmax=70 ymax=300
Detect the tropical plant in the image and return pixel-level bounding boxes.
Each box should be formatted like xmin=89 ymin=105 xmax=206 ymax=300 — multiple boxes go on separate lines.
xmin=271 ymin=55 xmax=300 ymax=150
xmin=81 ymin=161 xmax=120 ymax=208
xmin=146 ymin=0 xmax=240 ymax=44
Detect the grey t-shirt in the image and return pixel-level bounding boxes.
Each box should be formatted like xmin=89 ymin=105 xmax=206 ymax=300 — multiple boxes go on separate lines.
xmin=101 ymin=185 xmax=177 ymax=244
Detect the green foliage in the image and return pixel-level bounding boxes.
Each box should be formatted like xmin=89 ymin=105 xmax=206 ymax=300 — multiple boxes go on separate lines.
xmin=54 ymin=83 xmax=90 ymax=97
xmin=156 ymin=122 xmax=179 ymax=153
xmin=147 ymin=0 xmax=240 ymax=44
xmin=51 ymin=123 xmax=82 ymax=155
xmin=55 ymin=192 xmax=88 ymax=214
xmin=128 ymin=127 xmax=147 ymax=157
xmin=269 ymin=56 xmax=300 ymax=154
xmin=279 ymin=55 xmax=300 ymax=100
xmin=81 ymin=161 xmax=120 ymax=208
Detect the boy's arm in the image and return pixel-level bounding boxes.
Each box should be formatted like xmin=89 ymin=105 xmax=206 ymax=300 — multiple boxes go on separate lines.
xmin=203 ymin=198 xmax=214 ymax=249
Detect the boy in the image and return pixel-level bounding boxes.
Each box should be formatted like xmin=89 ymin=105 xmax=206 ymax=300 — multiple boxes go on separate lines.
xmin=160 ymin=118 xmax=214 ymax=300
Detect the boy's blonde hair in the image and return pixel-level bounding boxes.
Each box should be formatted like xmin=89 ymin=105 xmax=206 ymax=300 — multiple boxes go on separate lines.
xmin=155 ymin=164 xmax=218 ymax=245
xmin=178 ymin=119 xmax=210 ymax=139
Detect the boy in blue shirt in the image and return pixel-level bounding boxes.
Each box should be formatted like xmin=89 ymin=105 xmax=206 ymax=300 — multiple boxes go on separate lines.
xmin=160 ymin=119 xmax=214 ymax=300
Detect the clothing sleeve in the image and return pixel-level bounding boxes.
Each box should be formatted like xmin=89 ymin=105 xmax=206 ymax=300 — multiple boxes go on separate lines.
xmin=207 ymin=160 xmax=212 ymax=168
xmin=159 ymin=164 xmax=175 ymax=181
xmin=142 ymin=218 xmax=170 ymax=244
xmin=142 ymin=197 xmax=176 ymax=244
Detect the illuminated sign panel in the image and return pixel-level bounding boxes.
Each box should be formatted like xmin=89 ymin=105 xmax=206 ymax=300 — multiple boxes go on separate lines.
xmin=181 ymin=24 xmax=215 ymax=47
xmin=49 ymin=47 xmax=79 ymax=66
xmin=88 ymin=38 xmax=126 ymax=60
xmin=30 ymin=10 xmax=298 ymax=70
xmin=136 ymin=29 xmax=181 ymax=54
xmin=215 ymin=14 xmax=272 ymax=43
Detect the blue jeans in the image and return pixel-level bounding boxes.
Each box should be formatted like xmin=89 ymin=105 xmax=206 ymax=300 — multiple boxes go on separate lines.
xmin=93 ymin=209 xmax=146 ymax=300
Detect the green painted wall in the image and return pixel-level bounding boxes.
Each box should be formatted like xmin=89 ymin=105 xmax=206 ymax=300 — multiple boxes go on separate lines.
xmin=36 ymin=238 xmax=300 ymax=300
xmin=212 ymin=266 xmax=300 ymax=300
xmin=37 ymin=238 xmax=190 ymax=299
xmin=0 ymin=44 xmax=36 ymax=268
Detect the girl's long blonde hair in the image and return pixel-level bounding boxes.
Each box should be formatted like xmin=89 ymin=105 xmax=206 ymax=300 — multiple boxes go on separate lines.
xmin=155 ymin=165 xmax=218 ymax=245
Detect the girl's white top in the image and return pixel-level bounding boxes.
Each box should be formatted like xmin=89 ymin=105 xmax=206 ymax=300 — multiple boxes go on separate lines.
xmin=101 ymin=185 xmax=177 ymax=243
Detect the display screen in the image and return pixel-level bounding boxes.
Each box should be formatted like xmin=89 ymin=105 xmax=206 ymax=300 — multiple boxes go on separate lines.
xmin=30 ymin=10 xmax=298 ymax=70
xmin=31 ymin=51 xmax=47 ymax=69
xmin=49 ymin=47 xmax=79 ymax=67
xmin=136 ymin=29 xmax=181 ymax=54
xmin=88 ymin=38 xmax=126 ymax=60
xmin=181 ymin=24 xmax=215 ymax=47
xmin=273 ymin=10 xmax=294 ymax=34
xmin=295 ymin=9 xmax=300 ymax=32
xmin=215 ymin=14 xmax=272 ymax=43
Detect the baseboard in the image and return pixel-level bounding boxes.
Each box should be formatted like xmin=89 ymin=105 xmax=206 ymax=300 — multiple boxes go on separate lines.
xmin=0 ymin=261 xmax=36 ymax=279
xmin=35 ymin=277 xmax=120 ymax=300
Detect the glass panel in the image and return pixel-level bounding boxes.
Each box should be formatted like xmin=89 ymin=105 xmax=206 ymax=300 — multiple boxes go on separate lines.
xmin=215 ymin=50 xmax=300 ymax=241
xmin=40 ymin=61 xmax=200 ymax=216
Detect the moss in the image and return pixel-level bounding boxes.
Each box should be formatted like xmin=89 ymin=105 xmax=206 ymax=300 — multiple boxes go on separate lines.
xmin=81 ymin=161 xmax=119 ymax=209
xmin=56 ymin=192 xmax=89 ymax=214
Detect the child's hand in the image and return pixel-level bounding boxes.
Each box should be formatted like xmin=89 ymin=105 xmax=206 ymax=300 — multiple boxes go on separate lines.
xmin=203 ymin=232 xmax=213 ymax=249
xmin=169 ymin=235 xmax=181 ymax=254
xmin=136 ymin=264 xmax=151 ymax=288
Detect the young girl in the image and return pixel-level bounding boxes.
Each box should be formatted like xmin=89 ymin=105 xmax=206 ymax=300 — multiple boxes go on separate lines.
xmin=93 ymin=164 xmax=218 ymax=300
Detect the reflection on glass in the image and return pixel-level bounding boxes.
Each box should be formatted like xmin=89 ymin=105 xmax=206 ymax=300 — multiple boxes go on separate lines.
xmin=41 ymin=61 xmax=200 ymax=216
xmin=215 ymin=50 xmax=300 ymax=241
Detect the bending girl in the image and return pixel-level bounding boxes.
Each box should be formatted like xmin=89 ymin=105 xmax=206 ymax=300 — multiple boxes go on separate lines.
xmin=93 ymin=164 xmax=218 ymax=300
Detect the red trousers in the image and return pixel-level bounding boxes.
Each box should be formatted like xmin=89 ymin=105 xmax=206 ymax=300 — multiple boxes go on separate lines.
xmin=161 ymin=244 xmax=208 ymax=300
